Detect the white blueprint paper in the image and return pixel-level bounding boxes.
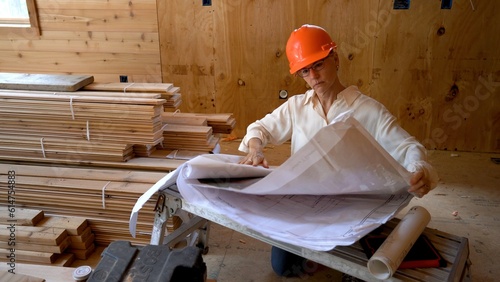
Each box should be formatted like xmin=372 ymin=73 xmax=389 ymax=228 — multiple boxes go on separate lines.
xmin=130 ymin=117 xmax=414 ymax=250
xmin=179 ymin=117 xmax=412 ymax=195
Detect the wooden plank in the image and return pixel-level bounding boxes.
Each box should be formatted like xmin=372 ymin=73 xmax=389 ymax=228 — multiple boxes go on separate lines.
xmin=66 ymin=243 xmax=95 ymax=259
xmin=0 ymin=237 xmax=71 ymax=254
xmin=0 ymin=271 xmax=44 ymax=282
xmin=0 ymin=249 xmax=57 ymax=264
xmin=0 ymin=163 xmax=166 ymax=183
xmin=0 ymin=90 xmax=166 ymax=105
xmin=70 ymin=233 xmax=95 ymax=250
xmin=83 ymin=82 xmax=174 ymax=93
xmin=35 ymin=0 xmax=157 ymax=10
xmin=38 ymin=9 xmax=158 ymax=33
xmin=0 ymin=225 xmax=68 ymax=246
xmin=0 ymin=263 xmax=77 ymax=282
xmin=0 ymin=73 xmax=94 ymax=92
xmin=0 ymin=155 xmax=185 ymax=172
xmin=0 ymin=51 xmax=160 ymax=75
xmin=38 ymin=216 xmax=88 ymax=236
xmin=69 ymin=226 xmax=93 ymax=244
xmin=162 ymin=115 xmax=208 ymax=126
xmin=0 ymin=207 xmax=44 ymax=226
xmin=0 ymin=38 xmax=160 ymax=54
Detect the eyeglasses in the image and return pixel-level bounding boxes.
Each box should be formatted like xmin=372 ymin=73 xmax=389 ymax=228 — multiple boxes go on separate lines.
xmin=296 ymin=58 xmax=327 ymax=78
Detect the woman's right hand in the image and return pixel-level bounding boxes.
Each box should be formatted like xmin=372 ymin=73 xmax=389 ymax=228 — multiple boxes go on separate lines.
xmin=238 ymin=138 xmax=269 ymax=168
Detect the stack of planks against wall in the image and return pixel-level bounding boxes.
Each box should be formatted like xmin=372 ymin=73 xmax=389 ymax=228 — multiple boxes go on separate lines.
xmin=0 ymin=76 xmax=236 ymax=162
xmin=82 ymin=82 xmax=236 ymax=157
xmin=0 ymin=73 xmax=236 ymax=268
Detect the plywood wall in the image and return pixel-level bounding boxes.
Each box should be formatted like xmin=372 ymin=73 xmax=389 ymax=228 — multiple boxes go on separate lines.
xmin=0 ymin=0 xmax=498 ymax=153
xmin=0 ymin=0 xmax=161 ymax=82
xmin=158 ymin=0 xmax=500 ymax=153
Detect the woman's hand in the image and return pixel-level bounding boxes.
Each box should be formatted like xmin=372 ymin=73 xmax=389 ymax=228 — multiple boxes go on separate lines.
xmin=408 ymin=170 xmax=431 ymax=198
xmin=238 ymin=138 xmax=269 ymax=168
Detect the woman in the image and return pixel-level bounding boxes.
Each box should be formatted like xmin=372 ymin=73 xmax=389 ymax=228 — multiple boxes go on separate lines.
xmin=238 ymin=24 xmax=438 ymax=277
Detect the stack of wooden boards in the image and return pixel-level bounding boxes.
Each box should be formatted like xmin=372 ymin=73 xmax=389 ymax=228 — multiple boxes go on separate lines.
xmin=0 ymin=163 xmax=166 ymax=247
xmin=0 ymin=74 xmax=237 ymax=162
xmin=0 ymin=89 xmax=165 ymax=161
xmin=83 ymin=81 xmax=182 ymax=112
xmin=0 ymin=73 xmax=238 ymax=270
xmin=0 ymin=207 xmax=95 ymax=267
xmin=160 ymin=112 xmax=236 ymax=154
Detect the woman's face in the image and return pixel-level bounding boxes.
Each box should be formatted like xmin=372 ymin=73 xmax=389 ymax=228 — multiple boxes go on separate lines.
xmin=302 ymin=53 xmax=339 ymax=96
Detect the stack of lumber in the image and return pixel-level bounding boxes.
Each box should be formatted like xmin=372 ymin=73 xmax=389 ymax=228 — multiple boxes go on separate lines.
xmin=83 ymin=82 xmax=182 ymax=111
xmin=0 ymin=163 xmax=166 ymax=246
xmin=162 ymin=112 xmax=236 ymax=134
xmin=161 ymin=124 xmax=220 ymax=152
xmin=0 ymin=207 xmax=95 ymax=267
xmin=158 ymin=112 xmax=236 ymax=154
xmin=40 ymin=216 xmax=96 ymax=260
xmin=0 ymin=89 xmax=165 ymax=162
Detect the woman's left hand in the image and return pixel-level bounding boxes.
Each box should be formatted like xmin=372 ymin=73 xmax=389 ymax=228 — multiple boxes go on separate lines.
xmin=408 ymin=170 xmax=431 ymax=198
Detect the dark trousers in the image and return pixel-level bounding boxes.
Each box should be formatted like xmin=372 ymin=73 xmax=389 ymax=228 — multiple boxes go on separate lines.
xmin=271 ymin=246 xmax=318 ymax=277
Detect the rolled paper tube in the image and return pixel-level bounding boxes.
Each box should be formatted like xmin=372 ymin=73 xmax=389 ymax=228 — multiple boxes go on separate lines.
xmin=367 ymin=206 xmax=431 ymax=280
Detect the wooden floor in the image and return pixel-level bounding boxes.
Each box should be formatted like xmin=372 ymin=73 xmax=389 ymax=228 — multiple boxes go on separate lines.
xmin=4 ymin=140 xmax=498 ymax=281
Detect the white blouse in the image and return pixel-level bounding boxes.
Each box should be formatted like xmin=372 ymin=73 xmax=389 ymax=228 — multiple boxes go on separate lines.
xmin=239 ymin=85 xmax=438 ymax=188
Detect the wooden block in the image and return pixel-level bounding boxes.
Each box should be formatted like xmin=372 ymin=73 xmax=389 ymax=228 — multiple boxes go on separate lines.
xmin=0 ymin=271 xmax=44 ymax=282
xmin=52 ymin=253 xmax=75 ymax=267
xmin=70 ymin=233 xmax=95 ymax=250
xmin=0 ymin=262 xmax=77 ymax=282
xmin=0 ymin=207 xmax=44 ymax=226
xmin=0 ymin=249 xmax=57 ymax=264
xmin=38 ymin=216 xmax=88 ymax=236
xmin=0 ymin=236 xmax=71 ymax=254
xmin=0 ymin=225 xmax=68 ymax=246
xmin=67 ymin=243 xmax=95 ymax=260
xmin=0 ymin=73 xmax=94 ymax=92
xmin=69 ymin=226 xmax=93 ymax=243
xmin=83 ymin=82 xmax=173 ymax=93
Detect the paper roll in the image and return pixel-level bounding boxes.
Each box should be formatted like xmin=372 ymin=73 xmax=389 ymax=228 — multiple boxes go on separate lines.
xmin=367 ymin=206 xmax=431 ymax=280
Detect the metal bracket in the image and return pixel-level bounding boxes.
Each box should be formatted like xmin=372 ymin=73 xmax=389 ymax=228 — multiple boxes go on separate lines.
xmin=150 ymin=189 xmax=210 ymax=254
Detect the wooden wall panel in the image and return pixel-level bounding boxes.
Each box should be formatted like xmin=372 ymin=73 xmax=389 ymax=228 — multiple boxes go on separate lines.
xmin=1 ymin=0 xmax=498 ymax=152
xmin=158 ymin=0 xmax=499 ymax=153
xmin=0 ymin=0 xmax=161 ymax=83
xmin=159 ymin=1 xmax=378 ymax=136
xmin=156 ymin=0 xmax=215 ymax=114
xmin=369 ymin=1 xmax=500 ymax=152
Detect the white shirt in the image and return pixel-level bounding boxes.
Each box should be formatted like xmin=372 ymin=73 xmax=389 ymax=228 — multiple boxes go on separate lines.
xmin=239 ymin=85 xmax=438 ymax=188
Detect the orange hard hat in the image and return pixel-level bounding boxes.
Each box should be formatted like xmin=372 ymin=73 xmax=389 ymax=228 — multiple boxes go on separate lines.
xmin=286 ymin=24 xmax=337 ymax=74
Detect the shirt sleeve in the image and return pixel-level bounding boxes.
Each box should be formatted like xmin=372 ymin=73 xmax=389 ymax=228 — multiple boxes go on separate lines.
xmin=238 ymin=101 xmax=294 ymax=153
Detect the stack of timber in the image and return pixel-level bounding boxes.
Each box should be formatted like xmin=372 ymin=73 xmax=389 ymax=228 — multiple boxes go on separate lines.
xmin=158 ymin=112 xmax=236 ymax=154
xmin=0 ymin=207 xmax=96 ymax=267
xmin=162 ymin=112 xmax=236 ymax=134
xmin=161 ymin=124 xmax=220 ymax=152
xmin=0 ymin=74 xmax=237 ymax=267
xmin=0 ymin=163 xmax=166 ymax=247
xmin=0 ymin=89 xmax=165 ymax=162
xmin=83 ymin=82 xmax=182 ymax=111
xmin=40 ymin=216 xmax=96 ymax=260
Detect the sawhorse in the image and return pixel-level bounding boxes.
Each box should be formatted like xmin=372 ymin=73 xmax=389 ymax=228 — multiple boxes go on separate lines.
xmin=149 ymin=185 xmax=210 ymax=256
xmin=151 ymin=185 xmax=471 ymax=282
